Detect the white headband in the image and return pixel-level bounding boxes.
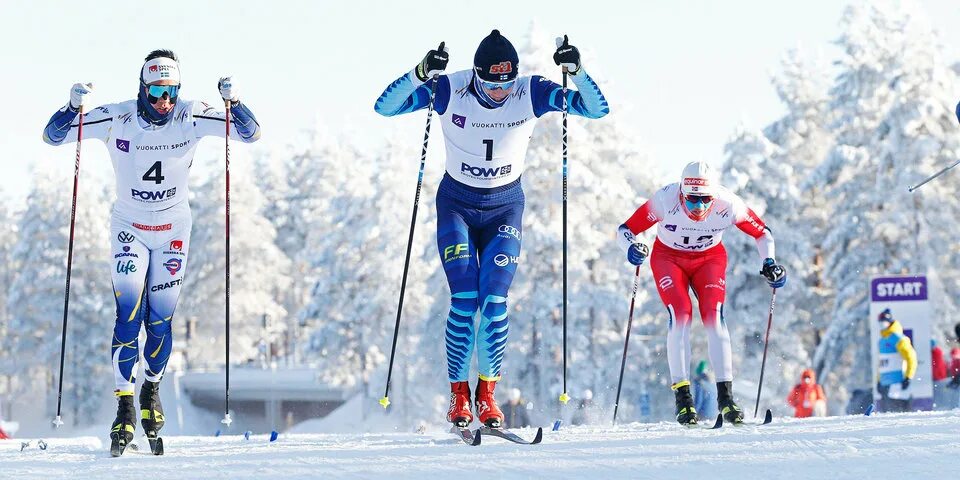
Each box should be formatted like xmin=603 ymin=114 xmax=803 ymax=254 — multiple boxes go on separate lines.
xmin=141 ymin=57 xmax=180 ymax=84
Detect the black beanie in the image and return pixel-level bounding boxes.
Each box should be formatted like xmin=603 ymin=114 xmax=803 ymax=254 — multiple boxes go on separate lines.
xmin=473 ymin=29 xmax=519 ymax=82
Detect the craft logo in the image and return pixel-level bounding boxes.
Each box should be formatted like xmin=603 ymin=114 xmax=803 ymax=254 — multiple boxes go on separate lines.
xmin=489 ymin=62 xmax=512 ymax=75
xmin=116 ymin=260 xmax=137 ymax=275
xmin=452 ymin=114 xmax=466 ymax=129
xmin=116 ymin=139 xmax=130 ymax=152
xmin=658 ymin=276 xmax=674 ymax=291
xmin=151 ymin=278 xmax=182 ymax=292
xmin=170 ymin=240 xmax=183 ymax=251
xmin=117 ymin=231 xmax=135 ymax=244
xmin=498 ymin=224 xmax=521 ymax=241
xmin=443 ymin=243 xmax=470 ymax=263
xmin=164 ymin=258 xmax=182 ymax=276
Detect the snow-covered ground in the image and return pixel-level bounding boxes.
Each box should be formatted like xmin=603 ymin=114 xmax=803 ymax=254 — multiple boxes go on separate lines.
xmin=1 ymin=410 xmax=957 ymax=479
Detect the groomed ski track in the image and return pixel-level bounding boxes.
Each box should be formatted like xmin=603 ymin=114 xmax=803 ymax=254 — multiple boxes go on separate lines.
xmin=2 ymin=411 xmax=957 ymax=480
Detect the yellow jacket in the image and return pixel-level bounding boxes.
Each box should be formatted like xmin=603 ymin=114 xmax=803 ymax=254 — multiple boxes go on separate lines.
xmin=879 ymin=320 xmax=917 ymax=381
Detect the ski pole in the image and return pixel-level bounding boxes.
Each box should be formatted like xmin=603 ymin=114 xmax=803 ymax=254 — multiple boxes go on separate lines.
xmin=53 ymin=104 xmax=85 ymax=428
xmin=380 ymin=43 xmax=443 ymax=409
xmin=908 ymin=158 xmax=960 ymax=192
xmin=558 ymin=56 xmax=571 ymax=407
xmin=754 ymin=288 xmax=777 ymax=418
xmin=222 ymin=99 xmax=233 ymax=428
xmin=612 ymin=266 xmax=641 ymax=425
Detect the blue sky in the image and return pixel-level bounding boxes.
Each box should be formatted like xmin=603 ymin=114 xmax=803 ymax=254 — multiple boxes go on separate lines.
xmin=3 ymin=0 xmax=958 ymax=204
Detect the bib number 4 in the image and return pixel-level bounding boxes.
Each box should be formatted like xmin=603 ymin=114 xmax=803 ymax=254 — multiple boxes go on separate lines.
xmin=142 ymin=161 xmax=165 ymax=184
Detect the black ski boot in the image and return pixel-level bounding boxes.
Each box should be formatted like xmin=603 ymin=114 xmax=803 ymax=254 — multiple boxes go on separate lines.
xmin=139 ymin=380 xmax=165 ymax=455
xmin=110 ymin=393 xmax=136 ymax=457
xmin=672 ymin=381 xmax=698 ymax=426
xmin=717 ymin=381 xmax=744 ymax=425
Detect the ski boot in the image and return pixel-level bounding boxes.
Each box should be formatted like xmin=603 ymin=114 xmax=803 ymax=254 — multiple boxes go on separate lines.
xmin=475 ymin=378 xmax=504 ymax=428
xmin=446 ymin=381 xmax=473 ymax=427
xmin=672 ymin=381 xmax=698 ymax=426
xmin=717 ymin=381 xmax=744 ymax=425
xmin=139 ymin=380 xmax=165 ymax=455
xmin=110 ymin=392 xmax=136 ymax=457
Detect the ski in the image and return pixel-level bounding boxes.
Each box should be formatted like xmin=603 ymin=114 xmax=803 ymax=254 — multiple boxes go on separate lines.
xmin=109 ymin=433 xmax=130 ymax=457
xmin=682 ymin=414 xmax=723 ymax=430
xmin=729 ymin=409 xmax=773 ymax=427
xmin=146 ymin=434 xmax=164 ymax=455
xmin=449 ymin=426 xmax=481 ymax=446
xmin=477 ymin=426 xmax=543 ymax=445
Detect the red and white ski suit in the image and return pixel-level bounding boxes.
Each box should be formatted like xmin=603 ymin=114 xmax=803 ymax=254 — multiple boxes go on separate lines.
xmin=620 ymin=183 xmax=774 ymax=383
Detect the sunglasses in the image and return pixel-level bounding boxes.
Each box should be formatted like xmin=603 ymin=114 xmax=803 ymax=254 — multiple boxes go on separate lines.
xmin=480 ymin=79 xmax=516 ymax=91
xmin=146 ymin=84 xmax=180 ymax=103
xmin=684 ymin=194 xmax=713 ymax=205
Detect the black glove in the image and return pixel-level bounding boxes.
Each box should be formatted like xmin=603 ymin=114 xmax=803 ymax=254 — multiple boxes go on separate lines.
xmin=901 ymin=378 xmax=910 ymax=390
xmin=553 ymin=35 xmax=581 ymax=74
xmin=415 ymin=42 xmax=448 ymax=82
xmin=760 ymin=258 xmax=787 ymax=288
xmin=949 ymin=376 xmax=960 ymax=389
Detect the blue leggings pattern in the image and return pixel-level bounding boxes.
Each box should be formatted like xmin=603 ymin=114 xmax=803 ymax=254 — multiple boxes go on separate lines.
xmin=436 ymin=176 xmax=524 ymax=382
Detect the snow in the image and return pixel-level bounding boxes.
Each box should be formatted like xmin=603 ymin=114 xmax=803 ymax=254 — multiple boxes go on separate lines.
xmin=2 ymin=411 xmax=957 ymax=479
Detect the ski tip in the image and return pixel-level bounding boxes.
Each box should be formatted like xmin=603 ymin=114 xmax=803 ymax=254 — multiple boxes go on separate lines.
xmin=244 ymin=430 xmax=252 ymax=440
xmin=711 ymin=414 xmax=723 ymax=429
xmin=379 ymin=396 xmax=391 ymax=409
xmin=763 ymin=409 xmax=773 ymax=425
xmin=531 ymin=427 xmax=544 ymax=445
xmin=552 ymin=419 xmax=562 ymax=431
xmin=214 ymin=429 xmax=221 ymax=437
xmin=472 ymin=429 xmax=482 ymax=446
xmin=269 ymin=430 xmax=279 ymax=442
xmin=152 ymin=438 xmax=164 ymax=456
xmin=865 ymin=403 xmax=874 ymax=416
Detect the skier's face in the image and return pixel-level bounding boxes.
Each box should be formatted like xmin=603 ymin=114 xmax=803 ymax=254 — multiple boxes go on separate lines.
xmin=683 ymin=194 xmax=713 ymax=221
xmin=145 ymin=79 xmax=179 ymax=114
xmin=481 ymin=79 xmax=515 ymax=102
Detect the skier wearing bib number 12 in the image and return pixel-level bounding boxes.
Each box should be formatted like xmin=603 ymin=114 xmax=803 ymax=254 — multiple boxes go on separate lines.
xmin=617 ymin=161 xmax=786 ymax=425
xmin=42 ymin=49 xmax=260 ymax=453
xmin=374 ymin=30 xmax=608 ymax=428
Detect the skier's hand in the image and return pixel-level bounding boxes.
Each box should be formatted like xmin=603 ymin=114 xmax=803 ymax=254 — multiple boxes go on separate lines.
xmin=901 ymin=378 xmax=910 ymax=390
xmin=948 ymin=376 xmax=960 ymax=389
xmin=70 ymin=82 xmax=93 ymax=110
xmin=218 ymin=76 xmax=238 ymax=103
xmin=416 ymin=42 xmax=448 ymax=82
xmin=627 ymin=243 xmax=649 ymax=266
xmin=760 ymin=258 xmax=787 ymax=288
xmin=553 ymin=35 xmax=581 ymax=75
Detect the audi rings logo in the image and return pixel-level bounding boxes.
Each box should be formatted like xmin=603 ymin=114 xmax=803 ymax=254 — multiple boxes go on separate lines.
xmin=494 ymin=254 xmax=510 ymax=267
xmin=658 ymin=276 xmax=674 ymax=290
xmin=498 ymin=224 xmax=521 ymax=241
xmin=118 ymin=231 xmax=135 ymax=244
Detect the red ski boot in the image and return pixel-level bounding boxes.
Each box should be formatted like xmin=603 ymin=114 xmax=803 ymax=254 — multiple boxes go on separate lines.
xmin=446 ymin=381 xmax=473 ymax=427
xmin=475 ymin=378 xmax=504 ymax=428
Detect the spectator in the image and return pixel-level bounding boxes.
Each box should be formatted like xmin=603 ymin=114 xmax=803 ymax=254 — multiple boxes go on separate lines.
xmin=947 ymin=347 xmax=960 ymax=409
xmin=503 ymin=388 xmax=531 ymax=429
xmin=876 ymin=309 xmax=917 ymax=413
xmin=931 ymin=339 xmax=949 ymax=410
xmin=691 ymin=360 xmax=716 ymax=421
xmin=786 ymin=368 xmax=827 ymax=418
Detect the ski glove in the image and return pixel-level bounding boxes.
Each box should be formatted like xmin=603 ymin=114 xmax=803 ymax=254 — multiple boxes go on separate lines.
xmin=901 ymin=378 xmax=910 ymax=390
xmin=627 ymin=243 xmax=650 ymax=266
xmin=70 ymin=82 xmax=93 ymax=110
xmin=416 ymin=42 xmax=449 ymax=82
xmin=760 ymin=258 xmax=787 ymax=288
xmin=553 ymin=35 xmax=581 ymax=75
xmin=219 ymin=76 xmax=239 ymax=103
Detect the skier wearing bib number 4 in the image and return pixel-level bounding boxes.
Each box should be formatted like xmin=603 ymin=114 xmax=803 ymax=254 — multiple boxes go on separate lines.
xmin=617 ymin=162 xmax=786 ymax=426
xmin=42 ymin=49 xmax=260 ymax=454
xmin=374 ymin=30 xmax=608 ymax=428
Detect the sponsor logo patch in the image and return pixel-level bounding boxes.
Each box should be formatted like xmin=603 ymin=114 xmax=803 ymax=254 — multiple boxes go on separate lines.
xmin=117 ymin=231 xmax=135 ymax=244
xmin=116 ymin=139 xmax=130 ymax=152
xmin=116 ymin=260 xmax=137 ymax=275
xmin=151 ymin=278 xmax=182 ymax=292
xmin=132 ymin=223 xmax=172 ymax=231
xmin=163 ymin=258 xmax=182 ymax=276
xmin=443 ymin=243 xmax=470 ymax=263
xmin=452 ymin=114 xmax=466 ymax=129
xmin=498 ymin=225 xmax=521 ymax=241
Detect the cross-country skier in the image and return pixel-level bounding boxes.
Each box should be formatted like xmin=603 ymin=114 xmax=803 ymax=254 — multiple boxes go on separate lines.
xmin=374 ymin=30 xmax=608 ymax=428
xmin=616 ymin=161 xmax=786 ymax=425
xmin=42 ymin=50 xmax=260 ymax=453
xmin=876 ymin=309 xmax=917 ymax=413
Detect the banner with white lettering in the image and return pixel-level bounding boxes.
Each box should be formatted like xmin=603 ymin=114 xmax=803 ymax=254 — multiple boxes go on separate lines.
xmin=869 ymin=275 xmax=934 ymax=410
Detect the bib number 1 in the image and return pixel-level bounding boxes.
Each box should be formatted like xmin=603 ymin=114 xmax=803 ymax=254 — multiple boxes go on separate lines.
xmin=483 ymin=139 xmax=494 ymax=161
xmin=142 ymin=161 xmax=165 ymax=184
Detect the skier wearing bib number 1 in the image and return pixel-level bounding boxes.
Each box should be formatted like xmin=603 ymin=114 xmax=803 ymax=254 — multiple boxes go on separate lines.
xmin=374 ymin=30 xmax=608 ymax=428
xmin=42 ymin=50 xmax=260 ymax=451
xmin=617 ymin=161 xmax=786 ymax=426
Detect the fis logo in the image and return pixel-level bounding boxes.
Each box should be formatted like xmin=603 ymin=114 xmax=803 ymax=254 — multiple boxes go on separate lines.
xmin=461 ymin=163 xmax=511 ymax=178
xmin=452 ymin=114 xmax=466 ymax=129
xmin=444 ymin=243 xmax=470 ymax=263
xmin=132 ymin=187 xmax=177 ymax=202
xmin=163 ymin=258 xmax=182 ymax=276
